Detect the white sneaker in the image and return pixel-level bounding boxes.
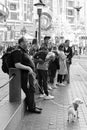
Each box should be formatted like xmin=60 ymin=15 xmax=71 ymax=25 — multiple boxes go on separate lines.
xmin=53 ymin=85 xmax=57 ymax=89
xmin=39 ymin=94 xmax=45 ymax=98
xmin=60 ymin=83 xmax=66 ymax=87
xmin=44 ymin=95 xmax=54 ymax=100
xmin=63 ymin=81 xmax=67 ymax=86
xmin=48 ymin=86 xmax=52 ymax=90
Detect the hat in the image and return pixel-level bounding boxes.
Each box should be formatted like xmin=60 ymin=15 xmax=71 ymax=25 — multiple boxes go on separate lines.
xmin=44 ymin=36 xmax=51 ymax=40
xmin=18 ymin=37 xmax=25 ymax=44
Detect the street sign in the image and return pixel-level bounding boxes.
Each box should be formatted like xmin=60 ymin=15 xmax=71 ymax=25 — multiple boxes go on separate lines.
xmin=41 ymin=12 xmax=52 ymax=31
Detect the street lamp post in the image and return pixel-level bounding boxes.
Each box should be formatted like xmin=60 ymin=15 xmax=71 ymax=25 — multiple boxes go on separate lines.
xmin=74 ymin=2 xmax=82 ymax=54
xmin=74 ymin=6 xmax=82 ymax=22
xmin=34 ymin=0 xmax=45 ymax=45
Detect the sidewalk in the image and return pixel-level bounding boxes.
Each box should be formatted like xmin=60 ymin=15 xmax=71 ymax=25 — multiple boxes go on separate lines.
xmin=17 ymin=60 xmax=87 ymax=130
xmin=74 ymin=54 xmax=87 ymax=59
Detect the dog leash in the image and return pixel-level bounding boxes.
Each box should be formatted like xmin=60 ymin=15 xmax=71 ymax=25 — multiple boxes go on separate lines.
xmin=34 ymin=78 xmax=70 ymax=108
xmin=50 ymin=100 xmax=69 ymax=109
xmin=35 ymin=82 xmax=70 ymax=108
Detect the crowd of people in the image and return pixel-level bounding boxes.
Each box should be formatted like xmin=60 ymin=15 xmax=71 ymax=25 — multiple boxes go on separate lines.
xmin=6 ymin=36 xmax=73 ymax=114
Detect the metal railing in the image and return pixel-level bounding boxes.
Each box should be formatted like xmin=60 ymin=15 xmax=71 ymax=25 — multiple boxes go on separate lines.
xmin=0 ymin=73 xmax=16 ymax=89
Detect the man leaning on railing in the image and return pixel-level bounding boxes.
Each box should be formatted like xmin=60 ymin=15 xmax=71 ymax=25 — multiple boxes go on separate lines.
xmin=11 ymin=37 xmax=42 ymax=114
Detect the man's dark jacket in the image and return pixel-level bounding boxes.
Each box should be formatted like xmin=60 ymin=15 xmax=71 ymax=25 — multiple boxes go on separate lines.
xmin=64 ymin=46 xmax=73 ymax=64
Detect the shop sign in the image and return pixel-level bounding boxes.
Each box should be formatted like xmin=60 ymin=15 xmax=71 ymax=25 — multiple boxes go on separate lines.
xmin=41 ymin=12 xmax=52 ymax=31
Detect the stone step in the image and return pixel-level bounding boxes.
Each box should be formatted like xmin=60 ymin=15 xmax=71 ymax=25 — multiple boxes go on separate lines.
xmin=0 ymin=93 xmax=25 ymax=130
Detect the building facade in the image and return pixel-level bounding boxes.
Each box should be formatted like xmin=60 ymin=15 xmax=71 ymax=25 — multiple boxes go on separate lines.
xmin=52 ymin=0 xmax=87 ymax=45
xmin=0 ymin=0 xmax=34 ymax=43
xmin=0 ymin=0 xmax=87 ymax=47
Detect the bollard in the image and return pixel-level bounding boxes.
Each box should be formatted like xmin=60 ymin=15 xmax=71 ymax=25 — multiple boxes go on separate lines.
xmin=9 ymin=68 xmax=21 ymax=102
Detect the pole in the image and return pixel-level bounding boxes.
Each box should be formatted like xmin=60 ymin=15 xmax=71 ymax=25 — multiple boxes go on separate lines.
xmin=76 ymin=10 xmax=80 ymax=56
xmin=74 ymin=6 xmax=82 ymax=56
xmin=37 ymin=9 xmax=42 ymax=45
xmin=84 ymin=0 xmax=87 ymax=48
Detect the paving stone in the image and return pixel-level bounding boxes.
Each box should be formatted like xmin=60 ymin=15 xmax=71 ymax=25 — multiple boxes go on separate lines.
xmin=1 ymin=59 xmax=87 ymax=130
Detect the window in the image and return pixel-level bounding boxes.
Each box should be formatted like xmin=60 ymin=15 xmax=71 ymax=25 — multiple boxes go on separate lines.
xmin=24 ymin=4 xmax=26 ymax=11
xmin=10 ymin=3 xmax=16 ymax=10
xmin=10 ymin=12 xmax=18 ymax=20
xmin=67 ymin=17 xmax=74 ymax=23
xmin=68 ymin=1 xmax=74 ymax=7
xmin=67 ymin=9 xmax=74 ymax=16
xmin=60 ymin=8 xmax=62 ymax=14
xmin=24 ymin=13 xmax=27 ymax=21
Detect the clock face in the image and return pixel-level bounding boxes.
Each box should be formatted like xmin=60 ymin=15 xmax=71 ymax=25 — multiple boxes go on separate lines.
xmin=41 ymin=12 xmax=52 ymax=31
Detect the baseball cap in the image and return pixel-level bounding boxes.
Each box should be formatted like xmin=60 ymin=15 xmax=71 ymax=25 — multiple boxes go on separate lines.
xmin=44 ymin=36 xmax=51 ymax=40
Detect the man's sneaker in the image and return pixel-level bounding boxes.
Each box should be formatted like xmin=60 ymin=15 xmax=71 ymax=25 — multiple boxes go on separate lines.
xmin=56 ymin=82 xmax=61 ymax=86
xmin=48 ymin=86 xmax=52 ymax=90
xmin=39 ymin=94 xmax=45 ymax=98
xmin=53 ymin=85 xmax=57 ymax=89
xmin=49 ymin=84 xmax=57 ymax=89
xmin=60 ymin=83 xmax=66 ymax=87
xmin=44 ymin=95 xmax=54 ymax=100
xmin=63 ymin=81 xmax=67 ymax=86
xmin=29 ymin=109 xmax=41 ymax=114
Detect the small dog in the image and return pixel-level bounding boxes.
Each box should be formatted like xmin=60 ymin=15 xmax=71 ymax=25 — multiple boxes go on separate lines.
xmin=67 ymin=98 xmax=83 ymax=122
xmin=45 ymin=52 xmax=55 ymax=62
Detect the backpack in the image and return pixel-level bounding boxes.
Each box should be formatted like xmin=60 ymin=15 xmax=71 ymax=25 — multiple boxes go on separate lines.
xmin=33 ymin=49 xmax=48 ymax=64
xmin=1 ymin=47 xmax=15 ymax=74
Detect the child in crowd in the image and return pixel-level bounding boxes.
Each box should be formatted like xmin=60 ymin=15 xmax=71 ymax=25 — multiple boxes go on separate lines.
xmin=56 ymin=44 xmax=67 ymax=87
xmin=48 ymin=46 xmax=60 ymax=89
